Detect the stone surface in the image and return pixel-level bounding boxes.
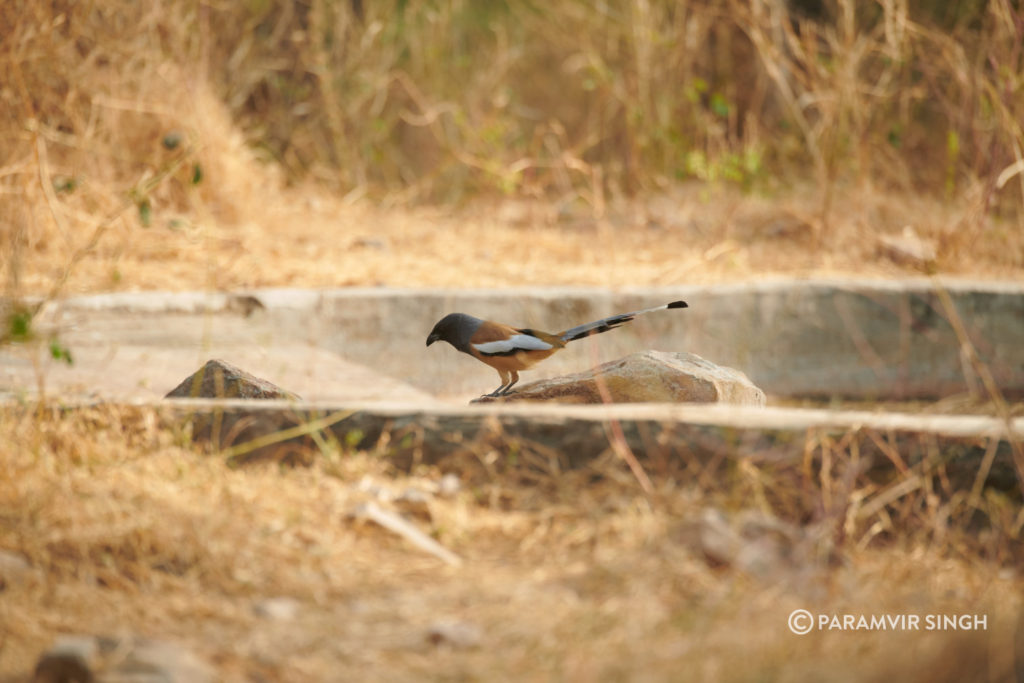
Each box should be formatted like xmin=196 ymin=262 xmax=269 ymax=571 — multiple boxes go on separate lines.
xmin=165 ymin=359 xmax=299 ymax=400
xmin=0 ymin=549 xmax=38 ymax=589
xmin=426 ymin=619 xmax=483 ymax=649
xmin=34 ymin=635 xmax=96 ymax=683
xmin=877 ymin=227 xmax=937 ymax=269
xmin=0 ymin=342 xmax=432 ymax=403
xmin=692 ymin=508 xmax=837 ymax=579
xmin=254 ymin=597 xmax=302 ymax=621
xmin=33 ymin=635 xmax=214 ymax=683
xmin=437 ymin=473 xmax=461 ymax=498
xmin=475 ymin=351 xmax=766 ymax=406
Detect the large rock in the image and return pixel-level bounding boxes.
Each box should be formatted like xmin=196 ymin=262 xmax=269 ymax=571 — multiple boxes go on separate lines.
xmin=165 ymin=359 xmax=299 ymax=400
xmin=476 ymin=351 xmax=766 ymax=405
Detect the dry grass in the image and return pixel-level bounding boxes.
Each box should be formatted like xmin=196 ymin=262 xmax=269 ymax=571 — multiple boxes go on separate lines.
xmin=4 ymin=182 xmax=1024 ymax=297
xmin=1 ymin=405 xmax=1021 ymax=681
xmin=2 ymin=3 xmax=1023 ymax=679
xmin=2 ymin=1 xmax=1024 ymax=304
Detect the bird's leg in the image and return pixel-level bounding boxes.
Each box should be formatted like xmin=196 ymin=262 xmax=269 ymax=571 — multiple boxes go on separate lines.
xmin=484 ymin=384 xmax=507 ymax=398
xmin=484 ymin=370 xmax=511 ymax=398
xmin=499 ymin=370 xmax=519 ymax=395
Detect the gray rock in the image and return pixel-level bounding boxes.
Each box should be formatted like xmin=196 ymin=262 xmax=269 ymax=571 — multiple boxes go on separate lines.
xmin=108 ymin=637 xmax=214 ymax=683
xmin=437 ymin=473 xmax=461 ymax=498
xmin=877 ymin=228 xmax=937 ymax=269
xmin=253 ymin=596 xmax=301 ymax=621
xmin=165 ymin=359 xmax=299 ymax=400
xmin=394 ymin=488 xmax=433 ymax=521
xmin=0 ymin=549 xmax=38 ymax=589
xmin=476 ymin=351 xmax=766 ymax=405
xmin=33 ymin=635 xmax=214 ymax=683
xmin=692 ymin=508 xmax=839 ymax=579
xmin=426 ymin=619 xmax=483 ymax=649
xmin=34 ymin=635 xmax=97 ymax=683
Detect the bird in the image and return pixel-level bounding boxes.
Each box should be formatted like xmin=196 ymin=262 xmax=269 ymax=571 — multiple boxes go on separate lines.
xmin=426 ymin=301 xmax=688 ymax=397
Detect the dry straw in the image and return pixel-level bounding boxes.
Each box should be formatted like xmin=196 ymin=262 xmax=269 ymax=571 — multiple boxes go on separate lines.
xmin=2 ymin=1 xmax=1023 ymax=300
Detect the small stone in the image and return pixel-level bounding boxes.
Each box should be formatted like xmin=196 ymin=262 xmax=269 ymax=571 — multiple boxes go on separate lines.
xmin=426 ymin=619 xmax=482 ymax=649
xmin=35 ymin=635 xmax=214 ymax=683
xmin=878 ymin=227 xmax=937 ymax=270
xmin=34 ymin=635 xmax=97 ymax=683
xmin=162 ymin=131 xmax=184 ymax=150
xmin=115 ymin=638 xmax=214 ymax=683
xmin=0 ymin=549 xmax=38 ymax=589
xmin=395 ymin=488 xmax=433 ymax=521
xmin=697 ymin=508 xmax=736 ymax=567
xmin=351 ymin=236 xmax=388 ymax=250
xmin=225 ymin=295 xmax=265 ymax=317
xmin=253 ymin=597 xmax=301 ymax=621
xmin=164 ymin=359 xmax=300 ymax=400
xmin=437 ymin=473 xmax=461 ymax=498
xmin=694 ymin=508 xmax=837 ymax=579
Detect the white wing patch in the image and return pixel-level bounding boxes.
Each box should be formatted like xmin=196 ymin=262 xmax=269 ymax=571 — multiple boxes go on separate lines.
xmin=473 ymin=334 xmax=553 ymax=355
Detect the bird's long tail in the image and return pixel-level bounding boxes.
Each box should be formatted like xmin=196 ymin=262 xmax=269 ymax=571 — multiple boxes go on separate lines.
xmin=558 ymin=300 xmax=688 ymax=343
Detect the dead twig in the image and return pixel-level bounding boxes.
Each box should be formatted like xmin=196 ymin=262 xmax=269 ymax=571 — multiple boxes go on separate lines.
xmin=350 ymin=501 xmax=462 ymax=567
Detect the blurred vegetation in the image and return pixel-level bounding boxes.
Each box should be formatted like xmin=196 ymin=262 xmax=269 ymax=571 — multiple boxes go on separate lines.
xmin=2 ymin=0 xmax=1020 ymax=347
xmin=2 ymin=0 xmax=1022 ymax=208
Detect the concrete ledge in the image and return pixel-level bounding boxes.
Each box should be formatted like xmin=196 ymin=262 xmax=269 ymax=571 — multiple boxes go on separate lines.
xmin=148 ymin=399 xmax=1023 ymax=496
xmin=17 ymin=279 xmax=1024 ymax=400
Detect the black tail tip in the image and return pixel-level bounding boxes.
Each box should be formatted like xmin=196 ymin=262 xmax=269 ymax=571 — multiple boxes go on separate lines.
xmin=667 ymin=300 xmax=688 ymax=309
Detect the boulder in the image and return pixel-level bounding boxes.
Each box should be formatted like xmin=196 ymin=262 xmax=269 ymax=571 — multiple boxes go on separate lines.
xmin=165 ymin=359 xmax=299 ymax=400
xmin=476 ymin=351 xmax=766 ymax=405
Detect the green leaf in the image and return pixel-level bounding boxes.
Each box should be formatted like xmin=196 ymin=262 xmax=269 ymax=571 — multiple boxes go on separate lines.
xmin=710 ymin=93 xmax=730 ymax=118
xmin=946 ymin=130 xmax=960 ymax=157
xmin=52 ymin=175 xmax=77 ymax=193
xmin=344 ymin=428 xmax=365 ymax=448
xmin=138 ymin=199 xmax=152 ymax=227
xmin=8 ymin=310 xmax=32 ymax=341
xmin=887 ymin=125 xmax=902 ymax=149
xmin=49 ymin=339 xmax=73 ymax=365
xmin=191 ymin=163 xmax=203 ymax=185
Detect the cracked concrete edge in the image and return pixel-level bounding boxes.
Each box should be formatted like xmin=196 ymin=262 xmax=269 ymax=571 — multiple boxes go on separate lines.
xmin=6 ymin=398 xmax=1021 ymax=488
xmin=11 ymin=396 xmax=1021 ymax=437
xmin=40 ymin=398 xmax=1015 ymax=490
xmin=150 ymin=399 xmax=1024 ymax=437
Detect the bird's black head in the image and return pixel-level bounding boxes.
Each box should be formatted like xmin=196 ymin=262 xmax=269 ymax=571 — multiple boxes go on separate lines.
xmin=426 ymin=313 xmax=482 ymax=352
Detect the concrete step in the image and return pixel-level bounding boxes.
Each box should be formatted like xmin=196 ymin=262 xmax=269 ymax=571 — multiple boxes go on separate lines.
xmin=17 ymin=279 xmax=1024 ymax=401
xmin=155 ymin=399 xmax=1024 ymax=498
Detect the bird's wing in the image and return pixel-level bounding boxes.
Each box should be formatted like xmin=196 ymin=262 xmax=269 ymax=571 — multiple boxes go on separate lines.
xmin=472 ymin=333 xmax=554 ymax=356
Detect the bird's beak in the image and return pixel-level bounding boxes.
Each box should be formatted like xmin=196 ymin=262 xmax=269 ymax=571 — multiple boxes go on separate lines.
xmin=426 ymin=333 xmax=438 ymax=347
